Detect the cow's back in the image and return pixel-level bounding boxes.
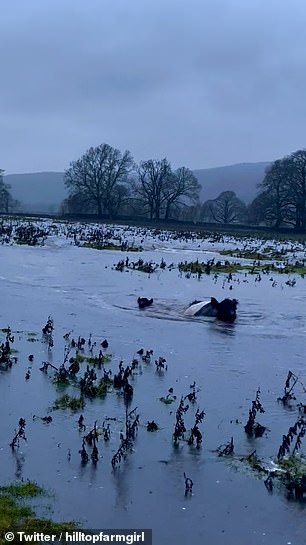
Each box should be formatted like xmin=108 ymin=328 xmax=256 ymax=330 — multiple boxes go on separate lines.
xmin=184 ymin=300 xmax=215 ymax=317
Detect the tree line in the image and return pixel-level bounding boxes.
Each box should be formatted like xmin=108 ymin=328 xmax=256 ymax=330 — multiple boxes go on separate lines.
xmin=248 ymin=149 xmax=306 ymax=230
xmin=61 ymin=143 xmax=250 ymax=223
xmin=0 ymin=169 xmax=17 ymax=213
xmin=2 ymin=145 xmax=306 ymax=230
xmin=61 ymin=143 xmax=202 ymax=221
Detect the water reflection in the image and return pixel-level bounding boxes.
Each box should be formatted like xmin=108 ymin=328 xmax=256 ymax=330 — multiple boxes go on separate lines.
xmin=212 ymin=322 xmax=236 ymax=336
xmin=13 ymin=450 xmax=25 ymax=480
xmin=112 ymin=465 xmax=130 ymax=511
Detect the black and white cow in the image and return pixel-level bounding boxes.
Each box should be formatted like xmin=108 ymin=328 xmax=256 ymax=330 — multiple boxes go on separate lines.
xmin=184 ymin=297 xmax=238 ymax=322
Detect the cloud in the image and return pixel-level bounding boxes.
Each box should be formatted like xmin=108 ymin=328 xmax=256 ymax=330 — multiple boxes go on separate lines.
xmin=1 ymin=0 xmax=306 ymax=172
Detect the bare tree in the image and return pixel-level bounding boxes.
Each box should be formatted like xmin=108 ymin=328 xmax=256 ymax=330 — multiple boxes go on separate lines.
xmin=163 ymin=167 xmax=201 ymax=220
xmin=64 ymin=144 xmax=134 ymax=217
xmin=288 ymin=149 xmax=306 ymax=229
xmin=255 ymin=150 xmax=306 ymax=229
xmin=134 ymin=158 xmax=172 ymax=219
xmin=178 ymin=201 xmax=202 ymax=223
xmin=60 ymin=191 xmax=96 ymax=215
xmin=257 ymin=159 xmax=293 ymax=227
xmin=247 ymin=191 xmax=275 ymax=226
xmin=202 ymin=191 xmax=246 ymax=224
xmin=105 ymin=183 xmax=130 ymax=217
xmin=134 ymin=160 xmax=201 ymax=220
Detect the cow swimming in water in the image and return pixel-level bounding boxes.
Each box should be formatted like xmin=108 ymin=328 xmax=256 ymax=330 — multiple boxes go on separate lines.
xmin=184 ymin=297 xmax=238 ymax=323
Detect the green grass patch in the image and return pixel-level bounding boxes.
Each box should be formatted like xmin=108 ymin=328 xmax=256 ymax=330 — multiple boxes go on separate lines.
xmin=0 ymin=481 xmax=78 ymax=541
xmin=22 ymin=519 xmax=77 ymax=534
xmin=160 ymin=396 xmax=176 ymax=404
xmin=0 ymin=481 xmax=44 ymax=499
xmin=276 ymin=455 xmax=306 ymax=479
xmin=74 ymin=353 xmax=112 ymax=365
xmin=0 ymin=495 xmax=33 ymax=536
xmin=74 ymin=354 xmax=86 ymax=363
xmin=220 ymin=250 xmax=268 ymax=260
xmin=52 ymin=394 xmax=84 ymax=411
xmin=82 ymin=377 xmax=112 ymax=398
xmin=243 ymin=263 xmax=306 ymax=275
xmin=87 ymin=354 xmax=112 ymax=365
xmin=178 ymin=260 xmax=242 ymax=274
xmin=53 ymin=376 xmax=70 ymax=387
xmin=82 ymin=242 xmax=143 ymax=252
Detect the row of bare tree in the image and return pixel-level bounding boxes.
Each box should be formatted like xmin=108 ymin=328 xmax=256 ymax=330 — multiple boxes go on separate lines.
xmin=59 ymin=143 xmax=254 ymax=225
xmin=2 ymin=145 xmax=306 ymax=229
xmin=57 ymin=145 xmax=306 ymax=229
xmin=248 ymin=149 xmax=306 ymax=230
xmin=62 ymin=143 xmax=202 ymax=220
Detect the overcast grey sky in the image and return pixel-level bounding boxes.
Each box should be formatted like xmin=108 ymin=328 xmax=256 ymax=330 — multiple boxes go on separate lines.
xmin=1 ymin=0 xmax=306 ymax=173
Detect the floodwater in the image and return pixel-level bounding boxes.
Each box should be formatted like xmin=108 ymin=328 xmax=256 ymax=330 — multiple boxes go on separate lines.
xmin=0 ymin=224 xmax=306 ymax=545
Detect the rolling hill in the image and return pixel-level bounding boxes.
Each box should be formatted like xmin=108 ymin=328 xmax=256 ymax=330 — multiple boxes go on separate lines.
xmin=5 ymin=162 xmax=271 ymax=213
xmin=193 ymin=161 xmax=270 ymax=203
xmin=5 ymin=172 xmax=67 ymax=213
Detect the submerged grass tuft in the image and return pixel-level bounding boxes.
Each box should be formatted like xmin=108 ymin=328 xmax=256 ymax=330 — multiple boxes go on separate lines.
xmin=52 ymin=394 xmax=84 ymax=411
xmin=276 ymin=455 xmax=306 ymax=478
xmin=0 ymin=481 xmax=78 ymax=541
xmin=0 ymin=481 xmax=44 ymax=498
xmin=160 ymin=396 xmax=176 ymax=405
xmin=74 ymin=354 xmax=112 ymax=365
xmin=82 ymin=242 xmax=143 ymax=252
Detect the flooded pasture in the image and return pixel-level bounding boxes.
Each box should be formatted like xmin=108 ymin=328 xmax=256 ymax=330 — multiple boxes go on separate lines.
xmin=0 ymin=221 xmax=306 ymax=545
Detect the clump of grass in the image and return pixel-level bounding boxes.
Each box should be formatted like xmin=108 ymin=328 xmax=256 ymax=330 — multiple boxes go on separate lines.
xmin=23 ymin=519 xmax=77 ymax=534
xmin=275 ymin=453 xmax=306 ymax=500
xmin=74 ymin=354 xmax=112 ymax=365
xmin=74 ymin=354 xmax=86 ymax=363
xmin=160 ymin=395 xmax=176 ymax=404
xmin=81 ymin=378 xmax=110 ymax=398
xmin=52 ymin=375 xmax=70 ymax=387
xmin=240 ymin=450 xmax=267 ymax=474
xmin=0 ymin=481 xmax=78 ymax=539
xmin=0 ymin=495 xmax=33 ymax=535
xmin=178 ymin=259 xmax=241 ymax=275
xmin=0 ymin=481 xmax=44 ymax=498
xmin=220 ymin=249 xmax=267 ymax=260
xmin=52 ymin=394 xmax=84 ymax=411
xmin=86 ymin=354 xmax=112 ymax=365
xmin=244 ymin=263 xmax=306 ymax=275
xmin=82 ymin=242 xmax=143 ymax=252
xmin=277 ymin=454 xmax=306 ymax=478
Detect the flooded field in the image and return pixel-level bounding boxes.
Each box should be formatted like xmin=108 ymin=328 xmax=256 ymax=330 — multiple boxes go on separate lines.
xmin=0 ymin=220 xmax=306 ymax=545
